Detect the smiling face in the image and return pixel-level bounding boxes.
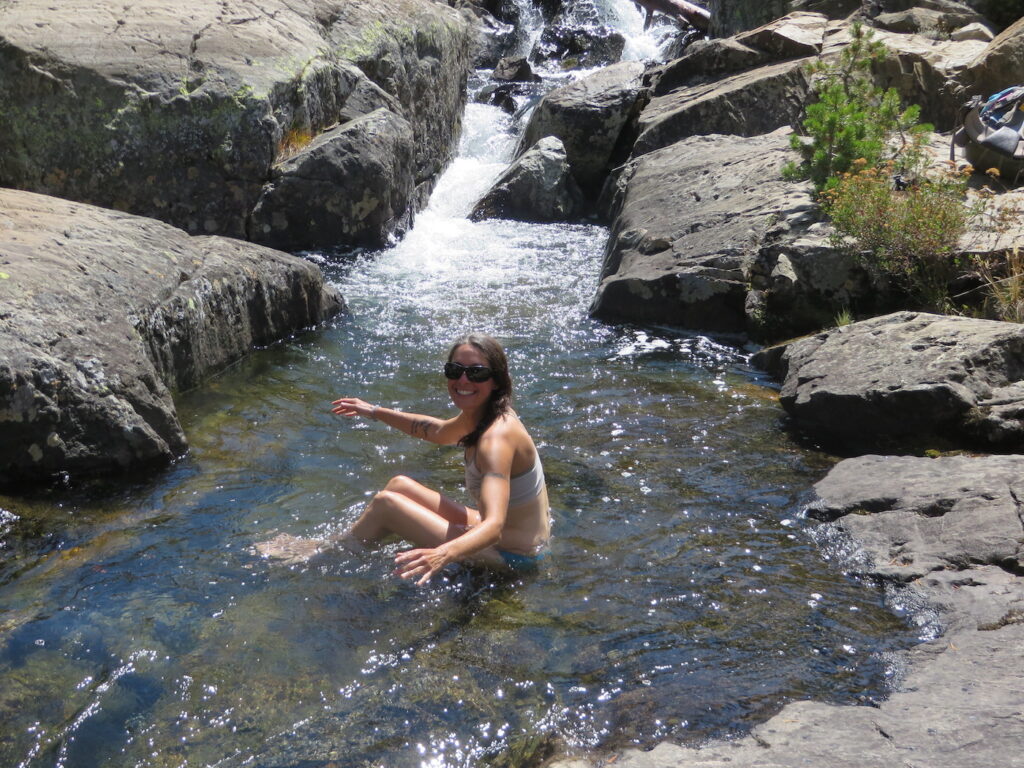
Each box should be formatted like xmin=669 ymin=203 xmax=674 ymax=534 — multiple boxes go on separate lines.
xmin=447 ymin=344 xmax=497 ymax=411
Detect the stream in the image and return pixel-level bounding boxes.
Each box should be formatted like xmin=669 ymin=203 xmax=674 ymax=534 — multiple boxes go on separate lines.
xmin=0 ymin=2 xmax=927 ymax=766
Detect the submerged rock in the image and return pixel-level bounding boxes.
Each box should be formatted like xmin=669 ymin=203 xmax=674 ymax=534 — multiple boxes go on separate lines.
xmin=0 ymin=188 xmax=343 ymax=488
xmin=754 ymin=311 xmax=1024 ymax=452
xmin=470 ymin=136 xmax=585 ymax=222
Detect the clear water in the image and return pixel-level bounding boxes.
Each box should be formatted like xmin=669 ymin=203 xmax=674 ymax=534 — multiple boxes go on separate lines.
xmin=0 ymin=3 xmax=921 ymax=767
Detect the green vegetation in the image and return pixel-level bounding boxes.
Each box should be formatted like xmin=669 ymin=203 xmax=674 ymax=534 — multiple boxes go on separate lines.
xmin=786 ymin=22 xmax=975 ymax=313
xmin=784 ymin=23 xmax=931 ymax=192
xmin=975 ymin=247 xmax=1024 ymax=323
xmin=822 ymin=160 xmax=973 ymax=312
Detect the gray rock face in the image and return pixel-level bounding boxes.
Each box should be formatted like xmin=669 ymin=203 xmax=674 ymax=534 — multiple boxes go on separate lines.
xmin=0 ymin=0 xmax=473 ymax=251
xmin=755 ymin=311 xmax=1024 ymax=452
xmin=0 ymin=188 xmax=343 ymax=488
xmin=518 ymin=61 xmax=645 ymax=197
xmin=648 ymin=38 xmax=770 ymax=94
xmin=592 ymin=130 xmax=814 ymax=333
xmin=870 ymin=28 xmax=989 ymax=130
xmin=633 ymin=57 xmax=811 ymax=156
xmin=249 ymin=109 xmax=416 ymax=251
xmin=965 ymin=16 xmax=1024 ymax=93
xmin=734 ymin=11 xmax=830 ymax=59
xmin=470 ymin=137 xmax=585 ymax=222
xmin=809 ymin=454 xmax=1024 ymax=578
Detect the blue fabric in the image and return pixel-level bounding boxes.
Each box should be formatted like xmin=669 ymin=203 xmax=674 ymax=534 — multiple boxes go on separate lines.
xmin=498 ymin=548 xmax=547 ymax=572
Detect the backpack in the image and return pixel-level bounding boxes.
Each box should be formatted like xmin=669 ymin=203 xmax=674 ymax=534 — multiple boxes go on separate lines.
xmin=952 ymin=86 xmax=1024 ymax=180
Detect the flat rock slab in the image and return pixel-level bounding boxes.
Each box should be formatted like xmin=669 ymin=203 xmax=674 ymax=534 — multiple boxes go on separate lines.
xmin=633 ymin=57 xmax=810 ymax=156
xmin=591 ymin=129 xmax=814 ymax=332
xmin=754 ymin=311 xmax=1024 ymax=453
xmin=0 ymin=188 xmax=343 ymax=488
xmin=809 ymin=454 xmax=1024 ymax=580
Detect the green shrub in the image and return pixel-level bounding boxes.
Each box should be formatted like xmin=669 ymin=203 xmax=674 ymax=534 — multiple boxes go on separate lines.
xmin=822 ymin=161 xmax=973 ymax=312
xmin=785 ymin=23 xmax=931 ymax=191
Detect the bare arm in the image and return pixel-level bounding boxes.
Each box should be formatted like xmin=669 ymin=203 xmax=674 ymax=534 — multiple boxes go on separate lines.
xmin=330 ymin=397 xmax=466 ymax=445
xmin=394 ymin=433 xmax=513 ymax=584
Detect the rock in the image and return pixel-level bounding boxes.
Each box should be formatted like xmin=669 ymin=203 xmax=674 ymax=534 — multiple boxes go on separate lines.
xmin=874 ymin=4 xmax=986 ymax=36
xmin=518 ymin=61 xmax=645 ymax=197
xmin=474 ymin=83 xmax=520 ymax=114
xmin=492 ymin=55 xmax=541 ymax=82
xmin=965 ymin=17 xmax=1024 ymax=94
xmin=869 ymin=28 xmax=991 ymax=130
xmin=747 ymin=219 xmax=892 ymax=341
xmin=470 ymin=136 xmax=585 ymax=222
xmin=0 ymin=0 xmax=473 ymax=250
xmin=530 ymin=24 xmax=626 ymax=70
xmin=633 ymin=57 xmax=812 ymax=156
xmin=591 ymin=129 xmax=813 ymax=333
xmin=808 ymin=454 xmax=1024 ymax=579
xmin=248 ymin=109 xmax=416 ymax=251
xmin=753 ymin=311 xmax=1024 ymax=452
xmin=0 ymin=188 xmax=343 ymax=488
xmin=649 ymin=39 xmax=770 ymax=94
xmin=951 ymin=21 xmax=996 ymax=42
xmin=469 ymin=9 xmax=519 ymax=68
xmin=734 ymin=11 xmax=830 ymax=59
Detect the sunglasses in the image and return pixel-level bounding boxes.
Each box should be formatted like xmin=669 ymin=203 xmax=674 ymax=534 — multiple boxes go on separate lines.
xmin=444 ymin=362 xmax=494 ymax=382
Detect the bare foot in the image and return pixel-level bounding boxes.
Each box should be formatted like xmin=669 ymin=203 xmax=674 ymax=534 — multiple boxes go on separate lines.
xmin=254 ymin=533 xmax=324 ymax=566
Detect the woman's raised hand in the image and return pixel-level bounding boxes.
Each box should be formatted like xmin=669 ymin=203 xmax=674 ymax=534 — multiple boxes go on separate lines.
xmin=331 ymin=397 xmax=375 ymax=419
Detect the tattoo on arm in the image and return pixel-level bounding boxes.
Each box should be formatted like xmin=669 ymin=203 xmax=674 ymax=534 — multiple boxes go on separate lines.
xmin=410 ymin=418 xmax=435 ymax=439
xmin=483 ymin=471 xmax=507 ymax=481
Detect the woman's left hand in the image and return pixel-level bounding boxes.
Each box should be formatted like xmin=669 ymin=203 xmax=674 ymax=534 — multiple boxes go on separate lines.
xmin=394 ymin=545 xmax=452 ymax=586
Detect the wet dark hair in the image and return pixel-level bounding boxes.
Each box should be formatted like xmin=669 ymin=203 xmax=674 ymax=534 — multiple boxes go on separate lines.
xmin=447 ymin=333 xmax=513 ymax=448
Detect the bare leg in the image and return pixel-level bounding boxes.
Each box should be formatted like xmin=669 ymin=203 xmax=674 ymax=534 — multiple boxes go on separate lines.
xmin=343 ymin=475 xmax=505 ymax=567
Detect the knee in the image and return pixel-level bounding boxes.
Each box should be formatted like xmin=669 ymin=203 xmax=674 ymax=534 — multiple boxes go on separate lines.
xmin=369 ymin=488 xmax=401 ymax=512
xmin=384 ymin=474 xmax=416 ymax=494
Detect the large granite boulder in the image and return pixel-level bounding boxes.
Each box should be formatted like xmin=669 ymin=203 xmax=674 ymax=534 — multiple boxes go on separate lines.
xmin=591 ymin=129 xmax=815 ymax=333
xmin=248 ymin=109 xmax=416 ymax=251
xmin=0 ymin=188 xmax=343 ymax=489
xmin=633 ymin=57 xmax=812 ymax=156
xmin=0 ymin=0 xmax=473 ymax=251
xmin=754 ymin=311 xmax=1024 ymax=452
xmin=868 ymin=28 xmax=990 ymax=131
xmin=470 ymin=137 xmax=585 ymax=222
xmin=963 ymin=16 xmax=1024 ymax=94
xmin=518 ymin=61 xmax=645 ymax=197
xmin=808 ymin=454 xmax=1024 ymax=578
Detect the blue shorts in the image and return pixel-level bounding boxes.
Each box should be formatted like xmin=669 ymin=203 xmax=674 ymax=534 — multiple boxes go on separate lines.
xmin=498 ymin=548 xmax=547 ymax=572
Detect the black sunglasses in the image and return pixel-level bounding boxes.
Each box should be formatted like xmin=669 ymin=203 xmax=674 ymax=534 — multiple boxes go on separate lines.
xmin=444 ymin=362 xmax=494 ymax=382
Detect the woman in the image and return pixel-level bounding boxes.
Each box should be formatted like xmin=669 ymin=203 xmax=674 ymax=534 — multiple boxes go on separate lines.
xmin=331 ymin=334 xmax=550 ymax=585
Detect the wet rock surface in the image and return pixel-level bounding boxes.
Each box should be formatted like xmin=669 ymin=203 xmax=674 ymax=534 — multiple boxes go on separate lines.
xmin=0 ymin=188 xmax=343 ymax=488
xmin=470 ymin=136 xmax=585 ymax=222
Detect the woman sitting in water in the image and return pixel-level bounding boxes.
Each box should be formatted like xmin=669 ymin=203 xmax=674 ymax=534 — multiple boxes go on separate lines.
xmin=330 ymin=333 xmax=551 ymax=585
